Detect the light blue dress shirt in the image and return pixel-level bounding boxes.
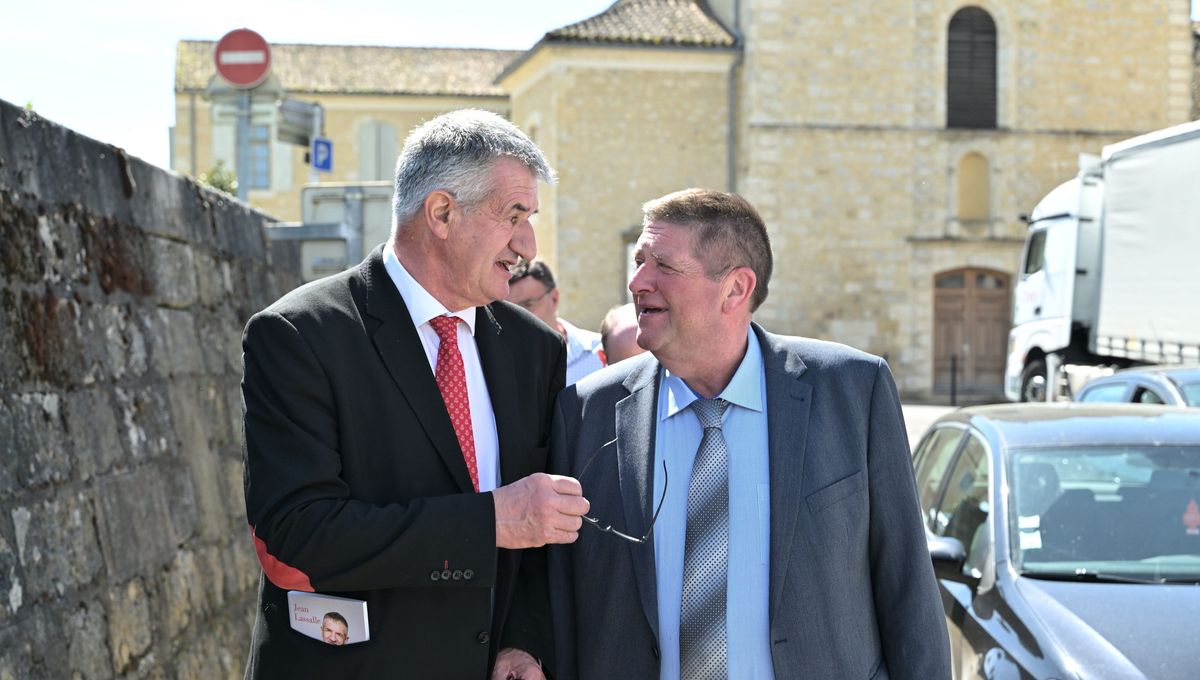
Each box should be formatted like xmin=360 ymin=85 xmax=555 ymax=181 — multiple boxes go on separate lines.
xmin=653 ymin=328 xmax=774 ymax=679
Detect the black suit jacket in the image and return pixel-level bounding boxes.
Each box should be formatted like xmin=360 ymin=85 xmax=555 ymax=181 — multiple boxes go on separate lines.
xmin=241 ymin=246 xmax=564 ymax=678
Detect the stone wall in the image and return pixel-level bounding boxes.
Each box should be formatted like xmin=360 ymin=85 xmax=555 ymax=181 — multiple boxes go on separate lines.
xmin=0 ymin=97 xmax=296 ymax=679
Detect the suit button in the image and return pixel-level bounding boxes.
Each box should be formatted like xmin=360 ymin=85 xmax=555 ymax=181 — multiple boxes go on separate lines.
xmin=476 ymin=631 xmax=490 ymax=644
xmin=429 ymin=570 xmax=441 ymax=581
xmin=452 ymin=569 xmax=463 ymax=580
xmin=463 ymin=569 xmax=474 ymax=580
xmin=441 ymin=570 xmax=451 ymax=580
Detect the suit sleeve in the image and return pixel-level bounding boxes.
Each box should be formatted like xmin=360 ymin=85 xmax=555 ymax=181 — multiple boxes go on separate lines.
xmin=544 ymin=395 xmax=581 ymax=679
xmin=866 ymin=359 xmax=953 ymax=680
xmin=498 ymin=331 xmax=567 ymax=667
xmin=242 ymin=310 xmax=497 ymax=593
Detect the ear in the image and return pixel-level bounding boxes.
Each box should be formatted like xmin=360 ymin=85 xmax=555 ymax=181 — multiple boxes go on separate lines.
xmin=549 ymin=287 xmax=560 ymax=308
xmin=423 ymin=190 xmax=456 ymax=240
xmin=721 ymin=266 xmax=757 ymax=314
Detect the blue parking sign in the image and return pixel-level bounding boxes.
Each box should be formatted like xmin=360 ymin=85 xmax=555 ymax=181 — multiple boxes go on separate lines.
xmin=312 ymin=137 xmax=333 ymax=172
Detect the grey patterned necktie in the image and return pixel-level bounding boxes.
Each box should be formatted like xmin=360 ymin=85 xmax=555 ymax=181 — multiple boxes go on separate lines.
xmin=680 ymin=397 xmax=730 ymax=680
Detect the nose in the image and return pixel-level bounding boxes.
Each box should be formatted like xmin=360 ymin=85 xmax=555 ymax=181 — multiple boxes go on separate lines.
xmin=628 ymin=262 xmax=652 ymax=297
xmin=511 ymin=218 xmax=537 ymax=262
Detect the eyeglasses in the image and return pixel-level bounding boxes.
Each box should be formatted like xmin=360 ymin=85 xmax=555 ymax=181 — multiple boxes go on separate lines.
xmin=577 ymin=438 xmax=668 ymax=544
xmin=510 ymin=285 xmax=555 ymax=310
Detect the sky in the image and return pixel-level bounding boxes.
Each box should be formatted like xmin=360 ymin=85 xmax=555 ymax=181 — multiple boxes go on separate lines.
xmin=3 ymin=1 xmax=1198 ymax=172
xmin=0 ymin=0 xmax=615 ymax=171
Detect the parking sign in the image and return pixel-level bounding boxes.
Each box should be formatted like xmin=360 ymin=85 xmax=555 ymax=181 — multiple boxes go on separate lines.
xmin=312 ymin=137 xmax=333 ymax=173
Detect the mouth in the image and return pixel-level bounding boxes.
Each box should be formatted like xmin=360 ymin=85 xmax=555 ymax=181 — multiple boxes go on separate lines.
xmin=637 ymin=302 xmax=667 ymax=318
xmin=497 ymin=258 xmax=517 ymax=275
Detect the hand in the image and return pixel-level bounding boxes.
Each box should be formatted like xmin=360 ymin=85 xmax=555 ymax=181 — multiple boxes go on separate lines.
xmin=493 ymin=472 xmax=590 ymax=549
xmin=491 ymin=647 xmax=545 ymax=680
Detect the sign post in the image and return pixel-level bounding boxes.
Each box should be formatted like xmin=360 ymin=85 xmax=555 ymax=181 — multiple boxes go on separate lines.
xmin=214 ymin=29 xmax=272 ymax=201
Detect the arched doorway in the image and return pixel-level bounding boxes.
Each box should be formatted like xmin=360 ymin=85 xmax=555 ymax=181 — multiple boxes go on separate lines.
xmin=934 ymin=268 xmax=1010 ymax=395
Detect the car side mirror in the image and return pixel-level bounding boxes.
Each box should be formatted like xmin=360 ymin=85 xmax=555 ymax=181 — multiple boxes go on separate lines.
xmin=927 ymin=534 xmax=979 ymax=586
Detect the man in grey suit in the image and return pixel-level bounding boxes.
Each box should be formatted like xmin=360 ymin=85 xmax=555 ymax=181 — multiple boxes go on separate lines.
xmin=549 ymin=189 xmax=951 ymax=679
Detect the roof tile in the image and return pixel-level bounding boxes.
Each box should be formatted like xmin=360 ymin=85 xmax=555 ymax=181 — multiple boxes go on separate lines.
xmin=545 ymin=0 xmax=736 ymax=47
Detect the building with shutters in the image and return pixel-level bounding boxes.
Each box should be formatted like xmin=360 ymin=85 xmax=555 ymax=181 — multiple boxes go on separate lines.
xmin=172 ymin=1 xmax=1199 ymax=400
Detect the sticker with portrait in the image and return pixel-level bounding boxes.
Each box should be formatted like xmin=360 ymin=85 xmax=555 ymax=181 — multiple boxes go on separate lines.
xmin=286 ymin=591 xmax=370 ymax=646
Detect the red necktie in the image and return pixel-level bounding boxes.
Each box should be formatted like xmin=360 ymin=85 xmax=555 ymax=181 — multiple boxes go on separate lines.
xmin=429 ymin=315 xmax=480 ymax=492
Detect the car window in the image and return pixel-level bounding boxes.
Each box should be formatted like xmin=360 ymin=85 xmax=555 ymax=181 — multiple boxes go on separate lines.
xmin=1182 ymin=383 xmax=1200 ymax=407
xmin=1133 ymin=387 xmax=1165 ymax=405
xmin=934 ymin=435 xmax=990 ymax=576
xmin=913 ymin=427 xmax=966 ymax=528
xmin=1079 ymin=382 xmax=1128 ymax=403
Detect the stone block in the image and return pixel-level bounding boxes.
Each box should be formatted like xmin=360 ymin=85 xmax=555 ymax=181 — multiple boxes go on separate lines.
xmin=6 ymin=289 xmax=85 ymax=387
xmin=62 ymin=386 xmax=124 ymax=481
xmin=106 ymin=577 xmax=152 ymax=673
xmin=194 ymin=252 xmax=228 ymax=307
xmin=162 ymin=549 xmax=208 ymax=639
xmin=113 ymin=384 xmax=174 ymax=462
xmin=150 ymin=238 xmax=198 ymax=309
xmin=10 ymin=492 xmax=103 ymax=600
xmin=63 ymin=599 xmax=113 ymax=680
xmin=168 ymin=382 xmax=227 ymax=540
xmin=0 ymin=402 xmax=16 ymax=496
xmin=94 ymin=469 xmax=177 ymax=581
xmin=195 ymin=308 xmax=241 ymax=376
xmin=0 ymin=517 xmax=18 ymax=621
xmin=0 ymin=607 xmax=54 ymax=680
xmin=148 ymin=308 xmax=204 ymax=377
xmin=0 ymin=189 xmax=47 ymax=285
xmin=165 ymin=467 xmax=199 ymax=547
xmin=11 ymin=392 xmax=71 ymax=489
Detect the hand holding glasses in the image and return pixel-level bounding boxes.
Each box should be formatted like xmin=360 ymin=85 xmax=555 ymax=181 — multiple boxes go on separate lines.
xmin=577 ymin=438 xmax=669 ymax=544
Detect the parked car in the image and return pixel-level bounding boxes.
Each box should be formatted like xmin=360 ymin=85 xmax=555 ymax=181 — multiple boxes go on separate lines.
xmin=913 ymin=403 xmax=1200 ymax=679
xmin=1074 ymin=365 xmax=1200 ymax=407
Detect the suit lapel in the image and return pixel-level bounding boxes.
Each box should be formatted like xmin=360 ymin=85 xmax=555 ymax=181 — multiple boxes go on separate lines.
xmin=754 ymin=324 xmax=812 ymax=624
xmin=615 ymin=357 xmax=662 ymax=642
xmin=474 ymin=305 xmax=526 ymax=485
xmin=362 ymin=247 xmax=475 ymax=493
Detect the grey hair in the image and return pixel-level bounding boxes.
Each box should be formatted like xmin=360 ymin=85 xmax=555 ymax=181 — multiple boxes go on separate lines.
xmin=391 ymin=109 xmax=556 ymax=226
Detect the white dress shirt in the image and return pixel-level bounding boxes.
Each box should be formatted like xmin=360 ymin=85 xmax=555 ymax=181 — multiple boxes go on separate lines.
xmin=383 ymin=246 xmax=500 ymax=492
xmin=560 ymin=318 xmax=605 ymax=386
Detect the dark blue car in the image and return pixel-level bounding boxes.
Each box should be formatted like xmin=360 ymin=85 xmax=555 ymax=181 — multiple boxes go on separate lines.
xmin=913 ymin=403 xmax=1200 ymax=679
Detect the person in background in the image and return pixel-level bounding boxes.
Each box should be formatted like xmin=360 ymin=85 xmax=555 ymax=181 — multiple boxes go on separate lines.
xmin=508 ymin=258 xmax=605 ymax=384
xmin=598 ymin=302 xmax=647 ymax=366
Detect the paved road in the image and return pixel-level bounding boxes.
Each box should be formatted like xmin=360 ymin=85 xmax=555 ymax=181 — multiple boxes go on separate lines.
xmin=901 ymin=404 xmax=957 ymax=451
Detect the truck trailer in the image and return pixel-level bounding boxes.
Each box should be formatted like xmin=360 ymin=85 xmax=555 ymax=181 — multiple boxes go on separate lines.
xmin=1005 ymin=120 xmax=1200 ymax=402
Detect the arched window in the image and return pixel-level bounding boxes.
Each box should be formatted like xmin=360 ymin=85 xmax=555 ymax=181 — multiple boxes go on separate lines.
xmin=947 ymin=7 xmax=997 ymax=129
xmin=957 ymin=152 xmax=990 ymax=222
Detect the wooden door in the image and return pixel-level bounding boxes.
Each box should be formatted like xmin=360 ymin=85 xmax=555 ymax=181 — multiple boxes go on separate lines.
xmin=934 ymin=268 xmax=1010 ymax=395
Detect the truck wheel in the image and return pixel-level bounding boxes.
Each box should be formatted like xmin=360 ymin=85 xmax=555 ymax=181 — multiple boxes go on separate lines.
xmin=1020 ymin=359 xmax=1047 ymax=402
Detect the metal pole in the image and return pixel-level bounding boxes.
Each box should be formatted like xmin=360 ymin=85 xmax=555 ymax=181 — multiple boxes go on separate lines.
xmin=235 ymin=91 xmax=251 ymax=202
xmin=950 ymin=354 xmax=958 ymax=406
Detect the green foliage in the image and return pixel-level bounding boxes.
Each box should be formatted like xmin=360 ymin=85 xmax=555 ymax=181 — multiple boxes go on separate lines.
xmin=199 ymin=160 xmax=238 ymax=195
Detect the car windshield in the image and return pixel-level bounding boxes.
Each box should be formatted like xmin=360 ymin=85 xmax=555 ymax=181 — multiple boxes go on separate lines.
xmin=1009 ymin=446 xmax=1200 ymax=582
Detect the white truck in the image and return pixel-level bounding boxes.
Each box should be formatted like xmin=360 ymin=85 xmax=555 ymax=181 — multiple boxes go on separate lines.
xmin=1005 ymin=120 xmax=1200 ymax=402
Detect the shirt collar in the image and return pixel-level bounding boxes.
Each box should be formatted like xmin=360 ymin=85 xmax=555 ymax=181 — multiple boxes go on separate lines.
xmin=383 ymin=244 xmax=477 ymax=334
xmin=660 ymin=326 xmax=764 ymax=420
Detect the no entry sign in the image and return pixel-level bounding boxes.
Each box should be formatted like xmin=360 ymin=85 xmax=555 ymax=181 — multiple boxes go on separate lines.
xmin=214 ymin=29 xmax=271 ymax=89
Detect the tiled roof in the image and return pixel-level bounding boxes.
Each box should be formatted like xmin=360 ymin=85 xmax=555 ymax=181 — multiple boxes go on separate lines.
xmin=175 ymin=41 xmax=521 ymax=96
xmin=545 ymin=0 xmax=736 ymax=47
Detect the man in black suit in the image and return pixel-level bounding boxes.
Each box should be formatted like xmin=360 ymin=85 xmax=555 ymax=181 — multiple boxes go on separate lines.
xmin=242 ymin=109 xmax=589 ymax=679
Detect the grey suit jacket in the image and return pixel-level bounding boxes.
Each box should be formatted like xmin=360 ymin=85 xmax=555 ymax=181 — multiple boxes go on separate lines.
xmin=548 ymin=324 xmax=951 ymax=679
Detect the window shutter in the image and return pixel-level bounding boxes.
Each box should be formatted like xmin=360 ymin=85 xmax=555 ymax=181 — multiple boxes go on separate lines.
xmin=947 ymin=7 xmax=997 ymax=129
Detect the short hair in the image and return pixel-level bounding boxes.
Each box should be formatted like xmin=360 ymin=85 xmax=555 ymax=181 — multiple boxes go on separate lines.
xmin=600 ymin=303 xmax=637 ymax=355
xmin=642 ymin=188 xmax=773 ymax=311
xmin=391 ymin=109 xmax=556 ymax=226
xmin=508 ymin=258 xmax=556 ymax=290
xmin=322 ymin=612 xmax=348 ymax=628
